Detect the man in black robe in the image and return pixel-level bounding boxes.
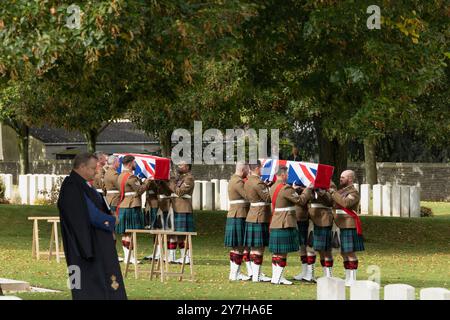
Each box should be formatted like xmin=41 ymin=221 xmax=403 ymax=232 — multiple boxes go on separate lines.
xmin=57 ymin=152 xmax=127 ymax=300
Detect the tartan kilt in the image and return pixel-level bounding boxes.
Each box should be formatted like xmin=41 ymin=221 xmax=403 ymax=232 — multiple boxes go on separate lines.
xmin=148 ymin=207 xmax=159 ymax=229
xmin=224 ymin=218 xmax=246 ymax=248
xmin=297 ymin=221 xmax=309 ymax=246
xmin=269 ymin=228 xmax=299 ymax=254
xmin=313 ymin=225 xmax=332 ymax=251
xmin=244 ymin=222 xmax=270 ymax=248
xmin=116 ymin=207 xmax=144 ymax=234
xmin=110 ymin=206 xmax=116 ymax=216
xmin=340 ymin=228 xmax=365 ymax=253
xmin=174 ymin=212 xmax=195 ymax=232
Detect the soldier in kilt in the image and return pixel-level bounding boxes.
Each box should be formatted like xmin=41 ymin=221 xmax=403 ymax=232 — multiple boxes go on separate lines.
xmin=225 ymin=162 xmax=251 ymax=281
xmin=307 ymin=187 xmax=335 ymax=282
xmin=330 ymin=170 xmax=364 ymax=287
xmin=115 ymin=155 xmax=152 ymax=264
xmin=292 ymin=187 xmax=313 ymax=281
xmin=269 ymin=166 xmax=313 ymax=285
xmin=243 ymin=160 xmax=272 ymax=282
xmin=144 ymin=180 xmax=173 ymax=261
xmin=162 ymin=161 xmax=195 ymax=264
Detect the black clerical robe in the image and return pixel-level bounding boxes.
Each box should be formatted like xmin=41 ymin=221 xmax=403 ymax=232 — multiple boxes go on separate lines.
xmin=57 ymin=170 xmax=127 ymax=300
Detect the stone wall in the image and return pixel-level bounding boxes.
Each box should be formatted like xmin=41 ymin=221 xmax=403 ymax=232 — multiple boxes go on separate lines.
xmin=349 ymin=163 xmax=450 ymax=202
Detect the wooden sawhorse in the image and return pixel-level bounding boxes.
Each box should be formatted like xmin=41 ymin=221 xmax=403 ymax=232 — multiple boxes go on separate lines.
xmin=28 ymin=216 xmax=64 ymax=262
xmin=123 ymin=229 xmax=197 ymax=282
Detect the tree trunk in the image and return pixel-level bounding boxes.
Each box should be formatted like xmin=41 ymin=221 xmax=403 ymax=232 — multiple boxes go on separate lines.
xmin=314 ymin=120 xmax=348 ymax=185
xmin=84 ymin=129 xmax=98 ymax=153
xmin=364 ymin=136 xmax=378 ymax=186
xmin=159 ymin=130 xmax=171 ymax=158
xmin=17 ymin=125 xmax=30 ymax=175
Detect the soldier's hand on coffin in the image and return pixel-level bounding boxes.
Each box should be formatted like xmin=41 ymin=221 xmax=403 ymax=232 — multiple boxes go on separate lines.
xmin=292 ymin=182 xmax=300 ymax=189
xmin=307 ymin=182 xmax=314 ymax=189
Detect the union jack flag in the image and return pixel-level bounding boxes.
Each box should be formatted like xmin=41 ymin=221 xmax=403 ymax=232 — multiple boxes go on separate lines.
xmin=260 ymin=158 xmax=334 ymax=189
xmin=114 ymin=153 xmax=171 ymax=180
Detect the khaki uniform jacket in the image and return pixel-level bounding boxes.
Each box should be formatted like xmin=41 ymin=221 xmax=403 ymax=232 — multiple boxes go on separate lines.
xmin=116 ymin=170 xmax=150 ymax=208
xmin=104 ymin=167 xmax=120 ymax=207
xmin=309 ymin=190 xmax=334 ymax=227
xmin=166 ymin=172 xmax=195 ymax=213
xmin=244 ymin=174 xmax=271 ymax=223
xmin=158 ymin=182 xmax=172 ymax=212
xmin=332 ymin=185 xmax=360 ymax=229
xmin=269 ymin=182 xmax=312 ymax=229
xmin=227 ymin=174 xmax=250 ymax=219
xmin=145 ymin=181 xmax=159 ymax=210
xmin=295 ymin=188 xmax=309 ymax=222
xmin=92 ymin=167 xmax=105 ymax=192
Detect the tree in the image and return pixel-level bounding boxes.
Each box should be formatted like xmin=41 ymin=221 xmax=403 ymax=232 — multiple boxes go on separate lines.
xmin=242 ymin=0 xmax=449 ymax=183
xmin=0 ymin=81 xmax=43 ymax=174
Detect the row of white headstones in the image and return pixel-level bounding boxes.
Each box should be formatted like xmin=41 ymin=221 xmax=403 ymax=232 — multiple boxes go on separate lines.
xmin=317 ymin=278 xmax=449 ymax=300
xmin=2 ymin=174 xmax=420 ymax=217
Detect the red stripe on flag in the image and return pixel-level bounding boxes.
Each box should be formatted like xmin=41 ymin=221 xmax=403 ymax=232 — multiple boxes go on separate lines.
xmin=142 ymin=160 xmax=154 ymax=177
xmin=300 ymin=163 xmax=314 ymax=183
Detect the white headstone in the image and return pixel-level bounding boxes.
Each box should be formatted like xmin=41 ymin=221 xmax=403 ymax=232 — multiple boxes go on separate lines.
xmin=360 ymin=184 xmax=370 ymax=215
xmin=1 ymin=174 xmax=13 ymax=200
xmin=45 ymin=174 xmax=54 ymax=198
xmin=391 ymin=185 xmax=401 ymax=217
xmin=317 ymin=277 xmax=346 ymax=300
xmin=202 ymin=181 xmax=214 ymax=211
xmin=36 ymin=175 xmax=46 ymax=201
xmin=409 ymin=186 xmax=421 ymax=218
xmin=350 ymin=280 xmax=380 ymax=300
xmin=192 ymin=181 xmax=202 ymax=210
xmin=372 ymin=184 xmax=382 ymax=216
xmin=0 ymin=296 xmax=22 ymax=300
xmin=382 ymin=185 xmax=392 ymax=217
xmin=211 ymin=179 xmax=220 ymax=210
xmin=400 ymin=186 xmax=410 ymax=217
xmin=384 ymin=284 xmax=415 ymax=300
xmin=420 ymin=288 xmax=450 ymax=300
xmin=219 ymin=179 xmax=229 ymax=211
xmin=18 ymin=175 xmax=30 ymax=205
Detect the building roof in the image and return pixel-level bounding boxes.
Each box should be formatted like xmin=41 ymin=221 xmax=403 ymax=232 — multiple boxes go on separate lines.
xmin=30 ymin=121 xmax=158 ymax=144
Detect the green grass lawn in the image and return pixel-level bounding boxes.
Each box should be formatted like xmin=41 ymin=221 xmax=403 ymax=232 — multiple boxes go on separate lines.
xmin=0 ymin=203 xmax=449 ymax=300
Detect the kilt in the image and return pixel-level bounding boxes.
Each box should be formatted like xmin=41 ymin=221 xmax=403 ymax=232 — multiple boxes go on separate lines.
xmin=174 ymin=212 xmax=195 ymax=232
xmin=149 ymin=208 xmax=159 ymax=229
xmin=244 ymin=222 xmax=270 ymax=248
xmin=116 ymin=207 xmax=144 ymax=234
xmin=340 ymin=228 xmax=365 ymax=253
xmin=313 ymin=225 xmax=332 ymax=251
xmin=297 ymin=221 xmax=309 ymax=246
xmin=269 ymin=228 xmax=299 ymax=254
xmin=224 ymin=217 xmax=246 ymax=248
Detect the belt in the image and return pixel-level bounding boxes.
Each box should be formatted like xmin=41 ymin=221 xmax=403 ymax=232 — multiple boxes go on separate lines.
xmin=159 ymin=194 xmax=192 ymax=199
xmin=147 ymin=190 xmax=155 ymax=195
xmin=310 ymin=203 xmax=332 ymax=209
xmin=250 ymin=202 xmax=270 ymax=207
xmin=229 ymin=199 xmax=249 ymax=205
xmin=335 ymin=209 xmax=347 ymax=215
xmin=95 ymin=189 xmax=104 ymax=194
xmin=106 ymin=190 xmax=119 ymax=194
xmin=124 ymin=192 xmax=136 ymax=197
xmin=274 ymin=206 xmax=296 ymax=212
